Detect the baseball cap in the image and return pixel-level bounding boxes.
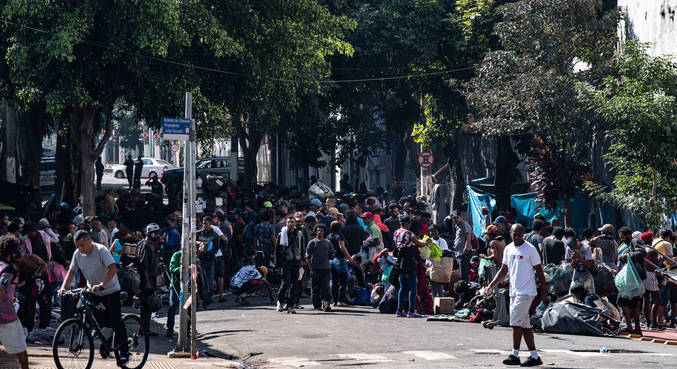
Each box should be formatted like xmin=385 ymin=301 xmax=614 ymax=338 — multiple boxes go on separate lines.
xmin=640 ymin=232 xmax=653 ymax=245
xmin=484 ymin=225 xmax=498 ymax=234
xmin=598 ymin=224 xmax=614 ymax=234
xmin=38 ymin=218 xmax=51 ymax=229
xmin=361 ymin=212 xmax=374 ymax=219
xmin=493 ymin=215 xmax=507 ymax=225
xmin=310 ymin=199 xmax=322 ymax=207
xmin=398 ymin=214 xmax=411 ymax=224
xmin=263 ymin=201 xmax=273 ymax=208
xmin=451 ymin=210 xmax=461 ymax=218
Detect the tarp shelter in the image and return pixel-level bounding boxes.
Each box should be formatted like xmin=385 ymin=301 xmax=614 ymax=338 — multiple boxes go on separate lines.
xmin=466 ymin=185 xmax=496 ymax=238
xmin=466 ymin=185 xmax=592 ymax=237
xmin=510 ymin=192 xmax=590 ymax=235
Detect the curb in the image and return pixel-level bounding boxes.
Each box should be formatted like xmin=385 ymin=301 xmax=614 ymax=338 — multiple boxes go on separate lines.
xmin=620 ymin=332 xmax=677 ymax=346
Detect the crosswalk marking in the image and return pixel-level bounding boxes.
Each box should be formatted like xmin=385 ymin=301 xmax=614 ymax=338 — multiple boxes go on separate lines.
xmin=270 ymin=349 xmax=676 ymax=367
xmin=403 ymin=351 xmax=456 ymax=360
xmin=268 ymin=356 xmax=321 ymax=367
xmin=337 ymin=353 xmax=394 ymax=363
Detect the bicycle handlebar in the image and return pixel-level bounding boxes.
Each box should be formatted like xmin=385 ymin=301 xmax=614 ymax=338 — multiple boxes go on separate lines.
xmin=62 ymin=286 xmax=103 ymax=296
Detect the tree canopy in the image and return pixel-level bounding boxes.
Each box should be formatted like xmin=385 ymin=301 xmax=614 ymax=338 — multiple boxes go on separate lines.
xmin=577 ymin=41 xmax=677 ymax=228
xmin=466 ymin=0 xmax=619 ymax=210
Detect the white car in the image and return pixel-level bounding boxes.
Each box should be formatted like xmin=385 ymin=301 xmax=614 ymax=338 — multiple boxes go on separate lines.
xmin=110 ymin=158 xmax=175 ymax=179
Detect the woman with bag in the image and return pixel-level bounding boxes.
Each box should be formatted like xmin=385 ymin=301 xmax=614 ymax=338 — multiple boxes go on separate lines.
xmin=392 ymin=215 xmax=431 ymax=318
xmin=615 ymin=227 xmax=647 ymax=335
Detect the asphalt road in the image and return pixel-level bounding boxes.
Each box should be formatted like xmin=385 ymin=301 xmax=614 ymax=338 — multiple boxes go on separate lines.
xmin=148 ymin=294 xmax=677 ymax=369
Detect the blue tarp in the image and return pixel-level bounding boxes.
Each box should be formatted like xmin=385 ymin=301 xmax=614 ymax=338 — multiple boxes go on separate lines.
xmin=510 ymin=192 xmax=590 ymax=235
xmin=510 ymin=193 xmax=564 ymax=226
xmin=466 ymin=185 xmax=496 ymax=238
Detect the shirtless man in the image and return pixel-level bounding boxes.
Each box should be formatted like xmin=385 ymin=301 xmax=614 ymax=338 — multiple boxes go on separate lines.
xmin=481 ymin=237 xmax=506 ymax=267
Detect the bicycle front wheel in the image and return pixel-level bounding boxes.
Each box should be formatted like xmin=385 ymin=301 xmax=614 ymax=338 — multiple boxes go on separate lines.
xmin=114 ymin=314 xmax=149 ymax=369
xmin=53 ymin=318 xmax=94 ymax=369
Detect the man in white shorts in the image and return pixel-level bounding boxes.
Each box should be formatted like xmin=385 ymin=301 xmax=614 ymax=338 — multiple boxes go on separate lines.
xmin=0 ymin=236 xmax=29 ymax=369
xmin=485 ymin=224 xmax=547 ymax=367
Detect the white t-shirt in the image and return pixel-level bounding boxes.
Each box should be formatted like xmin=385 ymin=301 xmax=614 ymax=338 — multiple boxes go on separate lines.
xmin=212 ymin=226 xmax=224 ymax=257
xmin=502 ymin=241 xmax=541 ymax=297
xmin=434 ymin=237 xmax=449 ymax=251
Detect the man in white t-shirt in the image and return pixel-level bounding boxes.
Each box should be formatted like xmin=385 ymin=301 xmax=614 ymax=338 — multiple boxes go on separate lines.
xmin=485 ymin=224 xmax=547 ymax=367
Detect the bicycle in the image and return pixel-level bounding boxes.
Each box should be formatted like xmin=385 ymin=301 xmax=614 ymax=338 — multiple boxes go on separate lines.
xmin=52 ymin=287 xmax=149 ymax=369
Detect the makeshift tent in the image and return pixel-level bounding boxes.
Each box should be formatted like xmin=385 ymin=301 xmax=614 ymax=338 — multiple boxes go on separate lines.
xmin=510 ymin=192 xmax=590 ymax=235
xmin=466 ymin=185 xmax=496 ymax=238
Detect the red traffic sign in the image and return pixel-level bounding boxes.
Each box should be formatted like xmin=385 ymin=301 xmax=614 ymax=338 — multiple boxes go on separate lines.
xmin=417 ymin=150 xmax=435 ymax=168
xmin=170 ymin=143 xmax=180 ymax=153
xmin=141 ymin=131 xmax=149 ymax=139
xmin=153 ymin=133 xmax=160 ymax=140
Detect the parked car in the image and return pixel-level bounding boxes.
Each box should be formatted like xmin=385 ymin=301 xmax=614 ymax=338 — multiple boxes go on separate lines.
xmin=110 ymin=158 xmax=175 ymax=179
xmin=40 ymin=156 xmax=56 ymax=193
xmin=161 ymin=156 xmax=245 ymax=183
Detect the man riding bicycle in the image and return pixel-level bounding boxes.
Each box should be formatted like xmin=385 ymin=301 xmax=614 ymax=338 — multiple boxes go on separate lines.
xmin=57 ymin=230 xmax=130 ymax=366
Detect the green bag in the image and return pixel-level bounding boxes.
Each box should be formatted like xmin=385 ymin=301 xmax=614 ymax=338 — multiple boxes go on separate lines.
xmin=420 ymin=235 xmax=442 ymax=261
xmin=614 ymin=257 xmax=646 ymax=299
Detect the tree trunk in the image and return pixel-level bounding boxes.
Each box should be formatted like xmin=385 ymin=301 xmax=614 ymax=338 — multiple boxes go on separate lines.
xmin=55 ymin=122 xmax=72 ymax=203
xmin=236 ymin=116 xmax=264 ymax=186
xmin=18 ymin=102 xmax=50 ymax=188
xmin=72 ymin=106 xmax=112 ymax=217
xmin=391 ymin=135 xmax=408 ymax=183
xmin=494 ymin=135 xmax=518 ymax=210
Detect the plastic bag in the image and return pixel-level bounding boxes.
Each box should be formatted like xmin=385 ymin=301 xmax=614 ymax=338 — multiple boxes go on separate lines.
xmin=419 ymin=236 xmax=443 ymax=261
xmin=478 ymin=259 xmax=494 ymax=280
xmin=614 ymin=258 xmax=646 ymax=299
xmin=593 ymin=263 xmax=617 ymax=297
xmin=544 ymin=263 xmax=573 ymax=297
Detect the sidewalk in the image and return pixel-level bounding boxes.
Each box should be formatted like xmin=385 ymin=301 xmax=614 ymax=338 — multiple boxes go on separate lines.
xmin=1 ymin=346 xmax=242 ymax=368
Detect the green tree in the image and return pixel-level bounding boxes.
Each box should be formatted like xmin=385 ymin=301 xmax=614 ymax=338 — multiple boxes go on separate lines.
xmin=3 ymin=0 xmax=192 ymax=215
xmin=324 ymin=0 xmax=473 ymax=195
xmin=577 ymin=41 xmax=677 ymax=228
xmin=187 ymin=0 xmax=355 ymax=184
xmin=112 ymin=102 xmax=142 ymax=152
xmin=465 ymin=0 xmax=619 ymax=211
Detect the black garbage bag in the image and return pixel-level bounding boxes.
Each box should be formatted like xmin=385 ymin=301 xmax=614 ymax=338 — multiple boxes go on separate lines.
xmin=541 ymin=301 xmax=605 ymax=336
xmin=118 ymin=264 xmax=141 ymax=294
xmin=593 ymin=263 xmax=618 ymax=297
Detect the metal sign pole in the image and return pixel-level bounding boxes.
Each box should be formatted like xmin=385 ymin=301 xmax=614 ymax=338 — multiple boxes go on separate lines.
xmin=176 ymin=93 xmax=192 ymax=353
xmin=189 ymin=113 xmax=198 ymax=359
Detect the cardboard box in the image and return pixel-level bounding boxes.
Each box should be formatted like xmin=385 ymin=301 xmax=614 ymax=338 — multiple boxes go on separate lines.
xmin=434 ymin=297 xmax=455 ymax=315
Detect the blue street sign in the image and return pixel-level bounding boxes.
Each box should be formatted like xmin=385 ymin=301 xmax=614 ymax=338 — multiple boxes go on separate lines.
xmin=161 ymin=117 xmax=191 ymax=141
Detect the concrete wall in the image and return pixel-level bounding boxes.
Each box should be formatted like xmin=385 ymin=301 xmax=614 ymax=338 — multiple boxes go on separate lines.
xmin=619 ymin=0 xmax=677 ymax=57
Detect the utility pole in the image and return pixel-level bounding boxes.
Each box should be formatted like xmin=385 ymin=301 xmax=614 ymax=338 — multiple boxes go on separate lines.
xmin=189 ymin=109 xmax=198 ymax=359
xmin=174 ymin=92 xmax=196 ymax=357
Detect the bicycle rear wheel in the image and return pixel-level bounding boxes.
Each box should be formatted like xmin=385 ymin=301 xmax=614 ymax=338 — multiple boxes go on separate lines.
xmin=53 ymin=318 xmax=94 ymax=369
xmin=114 ymin=314 xmax=149 ymax=369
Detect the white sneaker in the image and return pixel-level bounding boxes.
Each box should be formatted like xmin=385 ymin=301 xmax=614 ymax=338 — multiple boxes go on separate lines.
xmin=277 ymin=301 xmax=284 ymax=312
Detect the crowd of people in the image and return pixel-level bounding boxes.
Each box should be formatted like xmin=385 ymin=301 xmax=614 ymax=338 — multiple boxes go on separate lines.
xmin=0 ymin=176 xmax=676 ymax=368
